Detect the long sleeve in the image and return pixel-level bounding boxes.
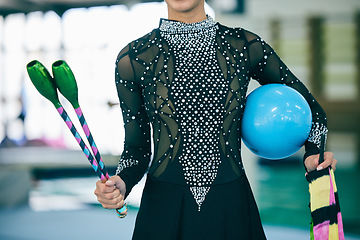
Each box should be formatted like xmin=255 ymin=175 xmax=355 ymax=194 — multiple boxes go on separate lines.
xmin=244 ymin=30 xmax=328 ymax=161
xmin=115 ymin=45 xmax=151 ymax=197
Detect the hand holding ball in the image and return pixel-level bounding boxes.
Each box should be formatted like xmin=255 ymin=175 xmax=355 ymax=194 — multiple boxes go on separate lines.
xmin=241 ymin=84 xmax=312 ymax=159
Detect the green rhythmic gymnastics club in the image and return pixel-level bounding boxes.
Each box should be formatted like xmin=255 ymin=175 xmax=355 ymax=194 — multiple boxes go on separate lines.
xmin=26 ymin=60 xmax=61 ymax=108
xmin=26 ymin=60 xmax=108 ymax=181
xmin=51 ymin=60 xmax=80 ymax=109
xmin=26 ymin=60 xmax=127 ymax=218
xmin=51 ymin=60 xmax=110 ymax=181
xmin=51 ymin=60 xmax=127 ymax=218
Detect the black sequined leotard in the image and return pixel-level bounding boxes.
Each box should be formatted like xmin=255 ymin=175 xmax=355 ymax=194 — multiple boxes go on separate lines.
xmin=115 ymin=16 xmax=327 ymax=211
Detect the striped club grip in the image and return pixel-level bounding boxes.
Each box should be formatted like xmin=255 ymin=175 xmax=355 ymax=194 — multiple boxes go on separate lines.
xmin=74 ymin=107 xmax=109 ymax=179
xmin=57 ymin=106 xmax=107 ymax=181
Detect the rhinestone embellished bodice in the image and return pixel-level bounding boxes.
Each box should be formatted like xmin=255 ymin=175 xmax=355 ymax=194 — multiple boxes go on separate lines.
xmin=115 ymin=16 xmax=327 ymax=210
xmin=160 ymin=17 xmax=228 ymax=209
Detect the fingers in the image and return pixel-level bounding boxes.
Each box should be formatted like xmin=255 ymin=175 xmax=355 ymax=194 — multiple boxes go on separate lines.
xmin=304 ymin=152 xmax=337 ymax=172
xmin=331 ymin=158 xmax=337 ymax=171
xmin=95 ymin=188 xmax=125 ymax=209
xmin=304 ymin=154 xmax=318 ymax=172
xmin=105 ymin=175 xmax=121 ymax=188
xmin=317 ymin=152 xmax=335 ymax=171
xmin=95 ymin=180 xmax=113 ymax=193
xmin=99 ymin=194 xmax=125 ymax=209
xmin=94 ymin=178 xmax=125 ymax=209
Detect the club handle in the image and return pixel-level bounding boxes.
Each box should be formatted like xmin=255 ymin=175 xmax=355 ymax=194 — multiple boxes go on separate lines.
xmin=57 ymin=106 xmax=107 ymax=181
xmin=116 ymin=205 xmax=128 ymax=218
xmin=318 ymin=134 xmax=326 ymax=165
xmin=74 ymin=107 xmax=110 ymax=179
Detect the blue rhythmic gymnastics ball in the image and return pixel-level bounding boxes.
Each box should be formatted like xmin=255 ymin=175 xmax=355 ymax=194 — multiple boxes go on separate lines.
xmin=241 ymin=84 xmax=312 ymax=160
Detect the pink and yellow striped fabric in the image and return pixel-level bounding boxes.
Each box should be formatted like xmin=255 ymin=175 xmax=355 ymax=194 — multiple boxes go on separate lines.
xmin=307 ymin=167 xmax=344 ymax=240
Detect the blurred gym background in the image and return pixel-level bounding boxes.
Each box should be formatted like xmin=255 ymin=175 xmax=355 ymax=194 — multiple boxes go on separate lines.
xmin=0 ymin=0 xmax=360 ymax=239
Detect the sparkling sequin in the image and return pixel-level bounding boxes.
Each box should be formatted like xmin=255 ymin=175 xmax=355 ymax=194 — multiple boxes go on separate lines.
xmin=308 ymin=122 xmax=328 ymax=148
xmin=116 ymin=156 xmax=139 ymax=174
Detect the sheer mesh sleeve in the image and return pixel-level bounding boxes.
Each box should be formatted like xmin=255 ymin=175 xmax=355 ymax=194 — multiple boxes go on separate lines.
xmin=244 ymin=30 xmax=328 ymax=161
xmin=115 ymin=45 xmax=151 ymax=197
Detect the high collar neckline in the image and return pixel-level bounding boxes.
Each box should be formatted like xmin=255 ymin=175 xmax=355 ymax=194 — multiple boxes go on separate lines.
xmin=159 ymin=15 xmax=216 ymax=33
